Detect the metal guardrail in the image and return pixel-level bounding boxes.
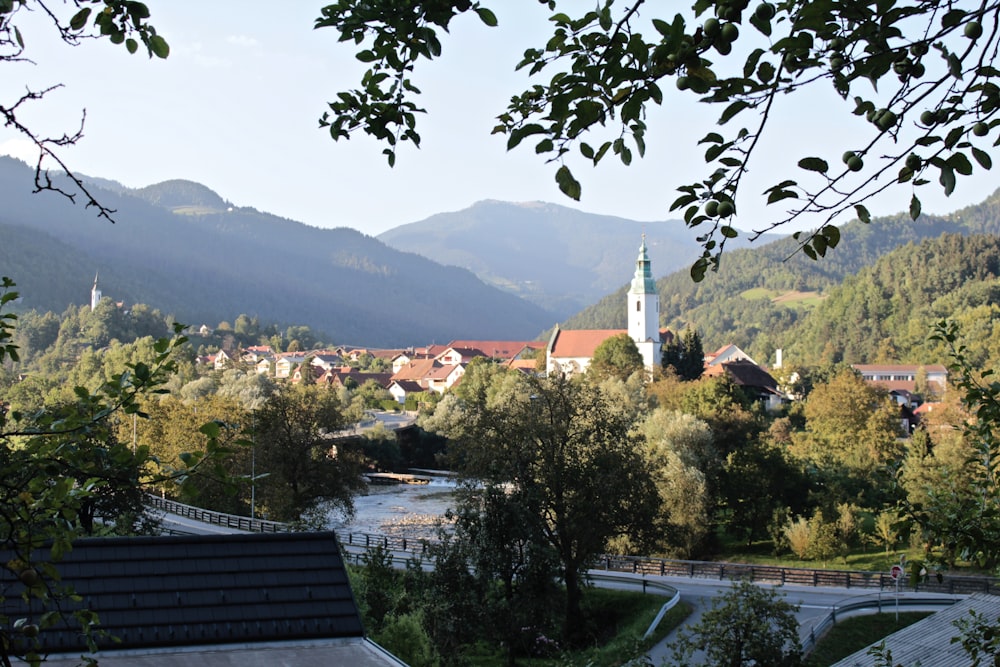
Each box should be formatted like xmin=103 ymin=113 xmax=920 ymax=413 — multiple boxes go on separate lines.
xmin=589 ymin=572 xmax=681 ymax=640
xmin=145 ymin=498 xmax=1000 ymax=598
xmin=800 ymin=594 xmax=960 ymax=655
xmin=145 ymin=494 xmax=291 ymax=533
xmin=595 ymin=554 xmax=1000 ymax=595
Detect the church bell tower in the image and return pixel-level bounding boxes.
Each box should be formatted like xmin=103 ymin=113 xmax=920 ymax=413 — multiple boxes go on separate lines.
xmin=627 ymin=236 xmax=660 ymax=370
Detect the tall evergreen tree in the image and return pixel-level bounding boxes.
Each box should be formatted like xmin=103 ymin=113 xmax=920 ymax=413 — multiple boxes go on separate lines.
xmin=662 ymin=326 xmax=705 ymax=381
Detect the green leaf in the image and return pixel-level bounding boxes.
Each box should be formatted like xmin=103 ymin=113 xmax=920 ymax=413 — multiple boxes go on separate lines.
xmin=476 ymin=7 xmax=498 ymax=27
xmin=910 ymin=195 xmax=922 ymax=220
xmin=812 ymin=234 xmax=828 ymax=257
xmin=148 ymin=34 xmax=169 ymax=59
xmin=670 ymin=192 xmax=698 ymax=211
xmin=766 ymin=188 xmax=797 ymax=204
xmin=855 ymin=204 xmax=871 ymax=223
xmin=690 ymin=258 xmax=708 ymax=282
xmin=69 ymin=7 xmax=91 ymax=31
xmin=797 ymin=157 xmax=829 ymax=173
xmin=555 ymin=165 xmax=581 ymax=200
xmin=939 ymin=164 xmax=957 ymax=195
xmin=972 ymin=147 xmax=993 ymax=169
xmin=942 ymin=9 xmax=966 ymax=28
xmin=822 ymin=224 xmax=840 ymax=248
xmin=720 ymin=101 xmax=750 ymax=125
xmin=125 ymin=38 xmax=138 ymax=54
xmin=949 ymin=152 xmax=973 ymax=175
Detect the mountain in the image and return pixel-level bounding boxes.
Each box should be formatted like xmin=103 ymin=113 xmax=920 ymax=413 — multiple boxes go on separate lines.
xmin=564 ymin=189 xmax=1000 ymax=366
xmin=0 ymin=157 xmax=555 ymax=347
xmin=378 ymin=200 xmax=774 ymax=318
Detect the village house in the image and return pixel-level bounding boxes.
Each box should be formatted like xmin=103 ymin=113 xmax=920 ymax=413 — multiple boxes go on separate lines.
xmin=446 ymin=340 xmax=546 ymax=361
xmin=704 ymin=343 xmax=757 ymax=368
xmin=852 ymin=363 xmax=948 ymax=395
xmin=275 ymin=354 xmax=308 ymax=379
xmin=388 ymin=379 xmax=425 ymax=404
xmin=704 ymin=358 xmax=786 ymax=412
xmin=435 ymin=346 xmax=486 ymax=366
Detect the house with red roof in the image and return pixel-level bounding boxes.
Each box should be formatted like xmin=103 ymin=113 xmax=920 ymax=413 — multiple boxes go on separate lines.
xmin=546 ymin=237 xmax=668 ymax=377
xmin=447 ymin=340 xmax=546 ymax=361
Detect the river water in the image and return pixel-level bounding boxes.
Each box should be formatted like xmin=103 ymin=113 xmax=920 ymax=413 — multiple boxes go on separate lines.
xmin=330 ymin=478 xmax=457 ymax=539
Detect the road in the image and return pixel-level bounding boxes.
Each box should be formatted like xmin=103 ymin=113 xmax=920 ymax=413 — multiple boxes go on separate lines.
xmin=154 ymin=507 xmax=962 ymax=664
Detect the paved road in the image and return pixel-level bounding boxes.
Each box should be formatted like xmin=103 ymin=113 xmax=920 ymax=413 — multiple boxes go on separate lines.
xmin=639 ymin=574 xmax=960 ymax=665
xmin=154 ymin=510 xmax=962 ymax=665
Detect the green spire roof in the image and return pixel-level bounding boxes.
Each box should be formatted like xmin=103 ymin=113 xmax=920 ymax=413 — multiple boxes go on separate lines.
xmin=629 ymin=235 xmax=656 ymax=294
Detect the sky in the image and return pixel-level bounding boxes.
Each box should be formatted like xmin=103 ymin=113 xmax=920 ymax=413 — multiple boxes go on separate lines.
xmin=1 ymin=2 xmax=997 ymax=241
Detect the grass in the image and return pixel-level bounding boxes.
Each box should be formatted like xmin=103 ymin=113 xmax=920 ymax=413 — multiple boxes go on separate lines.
xmin=739 ymin=288 xmax=825 ymax=308
xmin=456 ymin=588 xmax=690 ymax=667
xmin=805 ymin=612 xmax=931 ymax=666
xmin=716 ymin=534 xmax=927 ymax=573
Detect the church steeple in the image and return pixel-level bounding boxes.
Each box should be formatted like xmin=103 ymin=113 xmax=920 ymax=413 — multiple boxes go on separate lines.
xmin=627 ymin=235 xmax=661 ymax=370
xmin=90 ymin=272 xmax=102 ymax=311
xmin=629 ymin=234 xmax=657 ymax=296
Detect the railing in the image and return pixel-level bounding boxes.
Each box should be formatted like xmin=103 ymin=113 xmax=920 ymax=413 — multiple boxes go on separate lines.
xmin=144 ymin=498 xmax=1000 ymax=597
xmin=589 ymin=572 xmax=681 ymax=640
xmin=800 ymin=593 xmax=960 ymax=655
xmin=595 ymin=554 xmax=1000 ymax=595
xmin=145 ymin=494 xmax=290 ymax=533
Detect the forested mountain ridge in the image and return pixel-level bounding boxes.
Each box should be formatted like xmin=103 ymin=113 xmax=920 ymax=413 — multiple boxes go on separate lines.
xmin=785 ymin=233 xmax=1000 ymax=367
xmin=0 ymin=157 xmax=554 ymax=347
xmin=377 ymin=199 xmax=774 ymax=318
xmin=565 ymin=189 xmax=1000 ymax=366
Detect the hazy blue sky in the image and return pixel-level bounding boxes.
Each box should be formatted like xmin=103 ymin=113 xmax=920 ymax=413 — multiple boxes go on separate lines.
xmin=1 ymin=3 xmax=996 ymax=239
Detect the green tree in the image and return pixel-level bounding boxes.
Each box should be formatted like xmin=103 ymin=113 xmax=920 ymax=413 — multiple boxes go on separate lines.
xmin=446 ymin=484 xmax=560 ymax=666
xmin=0 ymin=278 xmax=226 ymax=667
xmin=721 ymin=439 xmax=806 ymax=547
xmin=588 ymin=332 xmax=645 ymax=382
xmin=251 ymin=384 xmax=366 ymax=523
xmin=670 ymin=578 xmax=802 ymax=666
xmin=662 ymin=326 xmax=705 ymax=381
xmin=427 ymin=370 xmax=658 ymax=645
xmin=639 ymin=408 xmax=716 ymax=557
xmin=316 ymin=1 xmax=1000 ymax=276
xmin=792 ymin=369 xmax=903 ymax=472
xmin=904 ymin=320 xmax=1000 ymax=570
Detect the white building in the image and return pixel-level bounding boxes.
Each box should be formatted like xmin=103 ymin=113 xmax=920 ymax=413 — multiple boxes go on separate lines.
xmin=546 ymin=236 xmax=666 ymax=376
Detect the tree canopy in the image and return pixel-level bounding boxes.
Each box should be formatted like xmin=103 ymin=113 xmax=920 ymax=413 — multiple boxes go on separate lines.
xmin=316 ymin=0 xmax=1000 ymax=277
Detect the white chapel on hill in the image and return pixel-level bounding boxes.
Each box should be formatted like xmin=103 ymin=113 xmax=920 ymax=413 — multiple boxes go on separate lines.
xmin=545 ymin=236 xmax=670 ymax=376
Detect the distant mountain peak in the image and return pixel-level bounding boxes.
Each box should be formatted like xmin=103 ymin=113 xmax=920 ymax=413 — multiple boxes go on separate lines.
xmin=132 ymin=179 xmax=229 ymax=212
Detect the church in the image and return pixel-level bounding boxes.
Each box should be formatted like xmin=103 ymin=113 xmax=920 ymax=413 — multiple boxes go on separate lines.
xmin=545 ymin=236 xmax=670 ymax=377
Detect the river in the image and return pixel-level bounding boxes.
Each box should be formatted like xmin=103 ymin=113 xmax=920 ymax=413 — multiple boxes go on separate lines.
xmin=330 ymin=477 xmax=457 ymax=539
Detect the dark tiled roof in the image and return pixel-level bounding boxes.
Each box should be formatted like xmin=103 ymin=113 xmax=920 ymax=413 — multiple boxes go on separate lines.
xmin=2 ymin=531 xmax=362 ymax=655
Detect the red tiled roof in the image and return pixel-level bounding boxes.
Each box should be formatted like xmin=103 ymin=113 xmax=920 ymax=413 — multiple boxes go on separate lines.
xmin=550 ymin=329 xmax=625 ymax=358
xmin=447 ymin=340 xmax=545 ymax=359
xmin=392 ymin=358 xmax=441 ymax=381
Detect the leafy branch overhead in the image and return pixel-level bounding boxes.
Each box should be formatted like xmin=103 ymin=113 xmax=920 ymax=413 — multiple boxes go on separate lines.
xmin=0 ymin=1 xmax=169 ymax=222
xmin=316 ymin=0 xmax=1000 ymax=279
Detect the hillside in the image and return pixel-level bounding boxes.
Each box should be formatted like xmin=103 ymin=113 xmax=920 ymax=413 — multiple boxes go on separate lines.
xmin=565 ymin=189 xmax=1000 ymax=365
xmin=378 ymin=200 xmax=772 ymax=318
xmin=784 ymin=233 xmax=1000 ymax=367
xmin=0 ymin=157 xmax=554 ymax=347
